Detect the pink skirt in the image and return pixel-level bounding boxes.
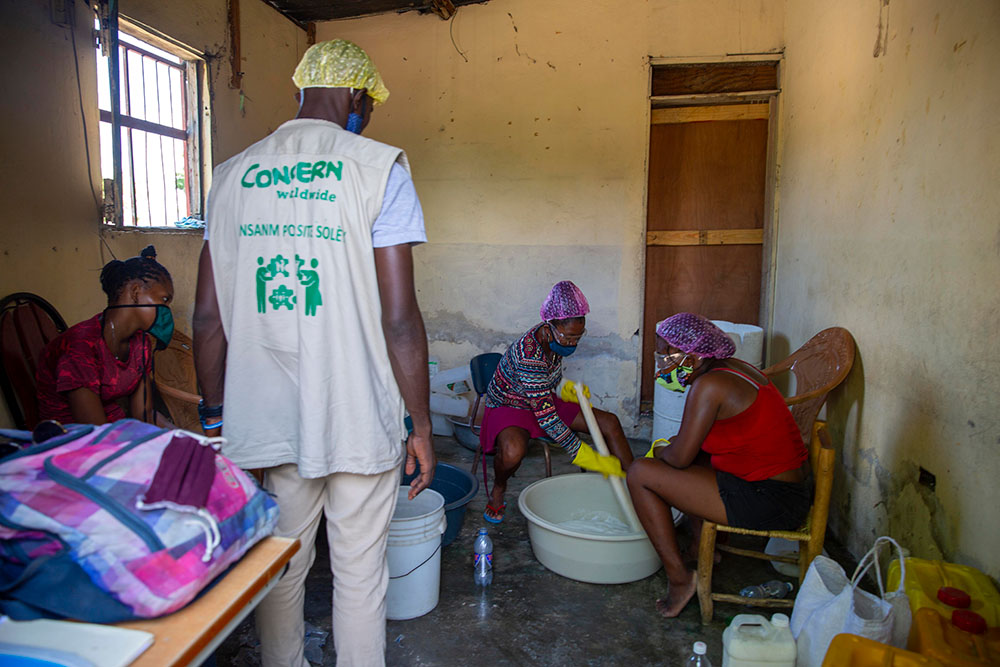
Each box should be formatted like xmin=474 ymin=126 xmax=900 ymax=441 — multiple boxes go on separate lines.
xmin=479 ymin=396 xmax=582 ymax=454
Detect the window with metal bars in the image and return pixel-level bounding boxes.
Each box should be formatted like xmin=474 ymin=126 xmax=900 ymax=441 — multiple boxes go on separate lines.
xmin=96 ymin=21 xmax=205 ymax=228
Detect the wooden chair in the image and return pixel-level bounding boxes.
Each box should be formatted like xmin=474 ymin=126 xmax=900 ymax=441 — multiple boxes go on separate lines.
xmin=0 ymin=293 xmax=67 ymax=429
xmin=153 ymin=330 xmax=203 ymax=433
xmin=762 ymin=327 xmax=855 ymax=442
xmin=469 ymin=353 xmax=552 ymax=479
xmin=696 ymin=421 xmax=836 ymax=624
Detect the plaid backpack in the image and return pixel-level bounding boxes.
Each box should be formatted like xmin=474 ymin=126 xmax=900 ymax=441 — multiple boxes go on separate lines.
xmin=0 ymin=419 xmax=278 ymax=621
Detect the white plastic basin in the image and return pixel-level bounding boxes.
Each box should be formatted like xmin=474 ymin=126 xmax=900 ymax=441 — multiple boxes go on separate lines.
xmin=518 ymin=473 xmax=662 ymax=584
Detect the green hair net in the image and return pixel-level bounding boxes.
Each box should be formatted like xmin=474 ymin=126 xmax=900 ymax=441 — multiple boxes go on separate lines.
xmin=292 ymin=39 xmax=390 ymax=105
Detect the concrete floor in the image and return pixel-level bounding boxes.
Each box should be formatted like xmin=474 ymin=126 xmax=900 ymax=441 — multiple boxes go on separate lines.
xmin=216 ymin=434 xmax=853 ymax=666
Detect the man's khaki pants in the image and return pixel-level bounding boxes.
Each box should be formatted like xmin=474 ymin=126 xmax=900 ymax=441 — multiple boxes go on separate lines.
xmin=256 ymin=463 xmax=401 ymax=667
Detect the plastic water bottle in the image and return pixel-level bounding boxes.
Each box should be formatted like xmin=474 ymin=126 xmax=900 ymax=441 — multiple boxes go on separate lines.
xmin=687 ymin=641 xmax=712 ymax=666
xmin=473 ymin=528 xmax=493 ymax=586
xmin=739 ymin=579 xmax=794 ymax=599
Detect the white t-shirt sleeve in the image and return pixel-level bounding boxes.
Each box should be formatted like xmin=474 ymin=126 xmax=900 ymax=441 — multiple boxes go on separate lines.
xmin=372 ymin=162 xmax=427 ymax=248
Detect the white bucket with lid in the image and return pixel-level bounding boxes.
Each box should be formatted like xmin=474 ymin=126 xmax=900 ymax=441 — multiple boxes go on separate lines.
xmin=711 ymin=320 xmax=765 ymax=367
xmin=722 ymin=612 xmax=796 ymax=667
xmin=385 ymin=487 xmax=447 ymax=620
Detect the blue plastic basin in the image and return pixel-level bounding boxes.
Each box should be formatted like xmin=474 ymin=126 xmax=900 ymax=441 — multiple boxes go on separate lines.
xmin=401 ymin=462 xmax=478 ymax=546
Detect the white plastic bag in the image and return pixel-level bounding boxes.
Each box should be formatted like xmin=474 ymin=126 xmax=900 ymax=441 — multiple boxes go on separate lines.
xmin=790 ymin=536 xmax=912 ymax=667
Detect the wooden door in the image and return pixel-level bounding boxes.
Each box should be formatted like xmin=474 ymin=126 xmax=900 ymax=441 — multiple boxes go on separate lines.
xmin=640 ymin=103 xmax=769 ymax=404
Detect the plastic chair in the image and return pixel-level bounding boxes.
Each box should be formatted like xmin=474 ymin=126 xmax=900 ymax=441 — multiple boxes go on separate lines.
xmin=762 ymin=327 xmax=855 ymax=443
xmin=469 ymin=353 xmax=552 ymax=479
xmin=696 ymin=421 xmax=837 ymax=624
xmin=0 ymin=293 xmax=67 ymax=429
xmin=153 ymin=330 xmax=203 ymax=432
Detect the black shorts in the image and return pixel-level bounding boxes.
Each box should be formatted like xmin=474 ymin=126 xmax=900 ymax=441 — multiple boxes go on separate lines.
xmin=716 ymin=470 xmax=813 ymax=530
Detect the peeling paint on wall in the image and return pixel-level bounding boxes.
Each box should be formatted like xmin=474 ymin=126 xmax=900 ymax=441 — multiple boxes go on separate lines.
xmin=779 ymin=0 xmax=1000 ymax=576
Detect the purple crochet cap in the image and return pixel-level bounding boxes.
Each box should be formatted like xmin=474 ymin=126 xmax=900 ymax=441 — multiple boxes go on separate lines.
xmin=655 ymin=313 xmax=736 ymax=359
xmin=540 ymin=280 xmax=590 ymax=320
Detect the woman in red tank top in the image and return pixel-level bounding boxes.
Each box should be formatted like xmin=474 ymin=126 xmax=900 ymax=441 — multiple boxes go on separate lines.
xmin=627 ymin=313 xmax=811 ymax=619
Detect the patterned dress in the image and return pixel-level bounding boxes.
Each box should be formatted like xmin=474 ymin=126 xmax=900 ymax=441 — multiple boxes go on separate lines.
xmin=483 ymin=322 xmax=582 ymax=455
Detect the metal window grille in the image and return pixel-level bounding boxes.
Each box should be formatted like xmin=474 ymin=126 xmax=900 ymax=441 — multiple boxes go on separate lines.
xmin=97 ymin=29 xmax=201 ymax=228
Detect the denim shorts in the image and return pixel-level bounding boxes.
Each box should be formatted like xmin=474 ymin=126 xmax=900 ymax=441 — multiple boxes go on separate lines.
xmin=716 ymin=470 xmax=813 ymax=530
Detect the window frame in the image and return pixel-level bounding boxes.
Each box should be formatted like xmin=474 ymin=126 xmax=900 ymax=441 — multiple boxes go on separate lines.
xmin=97 ymin=11 xmax=211 ymax=230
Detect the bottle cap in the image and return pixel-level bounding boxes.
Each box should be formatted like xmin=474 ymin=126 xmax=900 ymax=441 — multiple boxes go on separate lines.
xmin=952 ymin=609 xmax=987 ymax=635
xmin=771 ymin=613 xmax=790 ymax=628
xmin=937 ymin=586 xmax=971 ymax=608
xmin=693 ymin=641 xmax=707 ymax=655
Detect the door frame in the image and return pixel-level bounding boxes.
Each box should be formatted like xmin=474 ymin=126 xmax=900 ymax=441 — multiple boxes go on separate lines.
xmin=638 ymin=54 xmax=784 ymax=412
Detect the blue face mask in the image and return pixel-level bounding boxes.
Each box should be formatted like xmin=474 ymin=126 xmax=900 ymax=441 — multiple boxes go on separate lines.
xmin=547 ymin=323 xmax=580 ymax=357
xmin=549 ymin=340 xmax=577 ymax=357
xmin=346 ymin=112 xmax=363 ymax=134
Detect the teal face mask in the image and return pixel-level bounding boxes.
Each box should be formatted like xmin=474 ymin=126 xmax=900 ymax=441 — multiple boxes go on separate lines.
xmin=147 ymin=305 xmax=175 ymax=351
xmin=106 ymin=304 xmax=174 ymax=351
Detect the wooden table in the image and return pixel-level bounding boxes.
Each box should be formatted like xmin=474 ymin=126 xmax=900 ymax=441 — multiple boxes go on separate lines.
xmin=119 ymin=536 xmax=299 ymax=667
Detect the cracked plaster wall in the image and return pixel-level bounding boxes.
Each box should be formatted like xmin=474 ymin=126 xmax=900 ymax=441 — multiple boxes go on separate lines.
xmin=318 ymin=0 xmax=784 ymax=431
xmin=777 ymin=0 xmax=1000 ymax=576
xmin=0 ymin=0 xmax=304 ymax=427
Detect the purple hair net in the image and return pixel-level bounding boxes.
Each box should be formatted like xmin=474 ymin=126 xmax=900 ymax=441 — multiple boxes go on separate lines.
xmin=540 ymin=281 xmax=590 ymax=321
xmin=655 ymin=313 xmax=736 ymax=359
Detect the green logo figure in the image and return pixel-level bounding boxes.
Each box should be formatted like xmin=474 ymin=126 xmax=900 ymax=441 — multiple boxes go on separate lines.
xmin=253 ymin=253 xmax=322 ymax=315
xmin=255 ymin=257 xmax=276 ymax=313
xmin=269 ymin=284 xmax=296 ymax=310
xmin=296 ymin=254 xmax=323 ymax=316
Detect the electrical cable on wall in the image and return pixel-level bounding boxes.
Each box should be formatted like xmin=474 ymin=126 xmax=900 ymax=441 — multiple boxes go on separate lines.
xmin=449 ymin=10 xmax=468 ymax=63
xmin=68 ymin=9 xmax=102 ymax=219
xmin=67 ymin=1 xmax=119 ymax=267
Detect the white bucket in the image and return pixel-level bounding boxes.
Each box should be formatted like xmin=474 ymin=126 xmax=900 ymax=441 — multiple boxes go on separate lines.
xmin=652 ymin=379 xmax=688 ymax=442
xmin=722 ymin=613 xmax=796 ymax=667
xmin=430 ymin=413 xmax=455 ymax=437
xmin=385 ymin=488 xmax=447 ymax=621
xmin=711 ymin=320 xmax=765 ymax=367
xmin=651 ymin=381 xmax=687 ymax=526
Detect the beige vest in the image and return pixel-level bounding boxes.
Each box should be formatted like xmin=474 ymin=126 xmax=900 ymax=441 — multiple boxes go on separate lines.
xmin=207 ymin=119 xmax=407 ymax=477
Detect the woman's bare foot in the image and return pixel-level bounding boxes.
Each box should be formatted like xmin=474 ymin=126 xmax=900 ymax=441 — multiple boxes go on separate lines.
xmin=484 ymin=482 xmax=508 ymax=522
xmin=655 ymin=570 xmax=698 ymax=618
xmin=488 ymin=481 xmax=506 ymax=510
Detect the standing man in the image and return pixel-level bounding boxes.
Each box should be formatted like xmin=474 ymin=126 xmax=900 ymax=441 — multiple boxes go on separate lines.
xmin=193 ymin=39 xmax=434 ymax=666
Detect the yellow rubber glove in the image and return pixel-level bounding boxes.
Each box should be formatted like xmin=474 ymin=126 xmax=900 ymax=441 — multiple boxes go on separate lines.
xmin=559 ymin=379 xmax=591 ymax=404
xmin=644 ymin=438 xmax=671 ymax=458
xmin=572 ymin=442 xmax=625 ymax=478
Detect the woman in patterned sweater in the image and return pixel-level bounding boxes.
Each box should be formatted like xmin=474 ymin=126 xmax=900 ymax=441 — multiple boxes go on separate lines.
xmin=479 ymin=281 xmax=634 ymax=523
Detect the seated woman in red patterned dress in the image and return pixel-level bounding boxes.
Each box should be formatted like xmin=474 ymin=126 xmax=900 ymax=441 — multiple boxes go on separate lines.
xmin=478 ymin=280 xmax=634 ymax=523
xmin=627 ymin=313 xmax=811 ymax=619
xmin=35 ymin=245 xmax=174 ymax=425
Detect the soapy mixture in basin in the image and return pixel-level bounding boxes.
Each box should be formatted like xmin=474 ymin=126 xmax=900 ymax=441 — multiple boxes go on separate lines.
xmin=556 ymin=510 xmax=634 ymax=536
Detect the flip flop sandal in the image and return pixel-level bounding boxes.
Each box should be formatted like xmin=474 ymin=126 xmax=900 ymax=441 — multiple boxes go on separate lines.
xmin=483 ymin=502 xmax=506 ymax=524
